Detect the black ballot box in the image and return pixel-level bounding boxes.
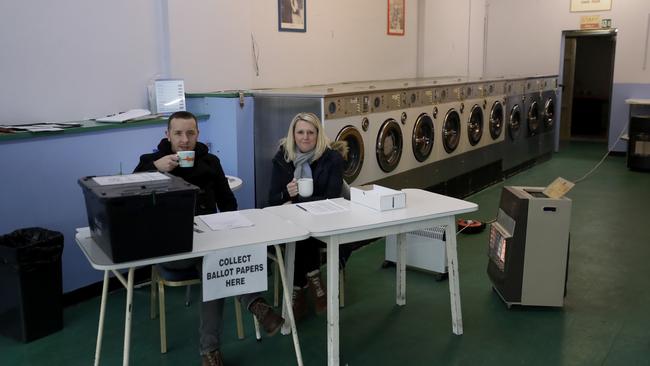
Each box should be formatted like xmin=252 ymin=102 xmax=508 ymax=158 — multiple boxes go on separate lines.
xmin=79 ymin=172 xmax=198 ymax=263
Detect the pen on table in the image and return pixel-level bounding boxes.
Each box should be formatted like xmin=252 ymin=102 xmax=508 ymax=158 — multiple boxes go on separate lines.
xmin=296 ymin=204 xmax=308 ymax=212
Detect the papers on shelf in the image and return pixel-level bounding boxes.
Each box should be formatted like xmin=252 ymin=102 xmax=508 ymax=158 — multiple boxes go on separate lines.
xmin=296 ymin=199 xmax=349 ymax=215
xmin=199 ymin=212 xmax=255 ymax=231
xmin=92 ymin=172 xmax=170 ymax=186
xmin=96 ymin=109 xmax=151 ymax=123
xmin=0 ymin=122 xmax=82 ymax=133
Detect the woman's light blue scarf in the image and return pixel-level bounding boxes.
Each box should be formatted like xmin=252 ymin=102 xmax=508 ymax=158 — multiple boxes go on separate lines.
xmin=293 ymin=149 xmax=314 ymax=179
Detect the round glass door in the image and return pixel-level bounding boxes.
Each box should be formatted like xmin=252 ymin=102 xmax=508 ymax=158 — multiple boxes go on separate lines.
xmin=336 ymin=125 xmax=364 ymax=183
xmin=467 ymin=104 xmax=484 ymax=146
xmin=443 ymin=109 xmax=461 ymax=153
xmin=508 ymin=104 xmax=521 ymax=141
xmin=376 ymin=119 xmax=403 ymax=173
xmin=489 ymin=101 xmax=504 ymax=140
xmin=527 ymin=100 xmax=540 ymax=135
xmin=412 ymin=113 xmax=434 ymax=162
xmin=543 ymin=97 xmax=555 ymax=129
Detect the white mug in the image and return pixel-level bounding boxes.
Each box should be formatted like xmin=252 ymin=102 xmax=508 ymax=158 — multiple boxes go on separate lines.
xmin=177 ymin=151 xmax=195 ymax=168
xmin=297 ymin=178 xmax=313 ymax=197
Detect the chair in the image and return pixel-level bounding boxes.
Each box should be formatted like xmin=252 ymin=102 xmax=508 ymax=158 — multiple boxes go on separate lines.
xmin=150 ymin=264 xmax=260 ymax=354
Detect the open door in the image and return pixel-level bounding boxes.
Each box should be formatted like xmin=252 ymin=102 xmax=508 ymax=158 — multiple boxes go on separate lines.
xmin=559 ymin=29 xmax=617 ymax=144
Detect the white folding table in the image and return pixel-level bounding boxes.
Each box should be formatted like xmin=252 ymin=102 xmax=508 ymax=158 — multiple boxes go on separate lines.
xmin=75 ymin=209 xmax=310 ymax=366
xmin=263 ymin=189 xmax=478 ymax=366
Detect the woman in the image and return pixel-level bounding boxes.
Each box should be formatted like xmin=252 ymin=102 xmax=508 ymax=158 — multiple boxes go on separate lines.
xmin=268 ymin=112 xmax=347 ymax=319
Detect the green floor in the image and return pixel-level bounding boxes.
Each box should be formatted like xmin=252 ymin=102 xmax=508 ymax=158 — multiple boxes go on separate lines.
xmin=2 ymin=141 xmax=649 ymax=365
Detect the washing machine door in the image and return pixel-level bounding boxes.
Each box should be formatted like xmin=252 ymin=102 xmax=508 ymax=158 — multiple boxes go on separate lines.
xmin=335 ymin=125 xmax=364 ymax=183
xmin=543 ymin=97 xmax=555 ymax=130
xmin=412 ymin=113 xmax=434 ymax=162
xmin=376 ymin=118 xmax=403 ymax=173
xmin=443 ymin=109 xmax=461 ymax=153
xmin=508 ymin=104 xmax=521 ymax=141
xmin=489 ymin=101 xmax=504 ymax=140
xmin=467 ymin=104 xmax=484 ymax=146
xmin=527 ymin=99 xmax=540 ymax=135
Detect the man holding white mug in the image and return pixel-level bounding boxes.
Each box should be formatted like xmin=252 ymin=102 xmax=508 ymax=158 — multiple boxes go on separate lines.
xmin=134 ymin=111 xmax=284 ymax=366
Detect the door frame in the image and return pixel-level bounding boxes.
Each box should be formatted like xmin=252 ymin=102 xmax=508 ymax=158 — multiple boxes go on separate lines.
xmin=557 ymin=28 xmax=617 ymax=149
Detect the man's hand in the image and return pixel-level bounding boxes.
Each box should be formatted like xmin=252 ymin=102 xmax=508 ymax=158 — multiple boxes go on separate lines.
xmin=286 ymin=178 xmax=299 ymax=198
xmin=154 ymin=154 xmax=179 ymax=172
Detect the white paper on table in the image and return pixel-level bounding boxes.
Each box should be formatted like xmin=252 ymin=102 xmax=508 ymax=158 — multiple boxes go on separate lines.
xmin=199 ymin=212 xmax=255 ymax=231
xmin=295 ymin=199 xmax=349 ymax=215
xmin=92 ymin=172 xmax=169 ymax=186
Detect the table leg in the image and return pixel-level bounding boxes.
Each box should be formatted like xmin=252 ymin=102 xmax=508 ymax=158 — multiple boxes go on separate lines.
xmin=444 ymin=216 xmax=463 ymax=335
xmin=326 ymin=236 xmax=340 ymax=366
xmin=122 ymin=268 xmax=135 ymax=366
xmin=395 ymin=233 xmax=407 ymax=306
xmin=94 ymin=271 xmax=110 ymax=366
xmin=274 ymin=244 xmax=304 ymax=366
xmin=281 ymin=241 xmax=296 ymax=335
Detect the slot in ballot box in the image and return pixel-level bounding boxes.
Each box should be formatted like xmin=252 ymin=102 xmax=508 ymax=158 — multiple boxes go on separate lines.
xmin=78 ymin=172 xmax=198 ymax=263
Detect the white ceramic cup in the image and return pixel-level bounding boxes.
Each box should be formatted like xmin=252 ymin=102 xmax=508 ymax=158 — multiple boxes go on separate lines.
xmin=177 ymin=151 xmax=195 ymax=168
xmin=297 ymin=178 xmax=313 ymax=197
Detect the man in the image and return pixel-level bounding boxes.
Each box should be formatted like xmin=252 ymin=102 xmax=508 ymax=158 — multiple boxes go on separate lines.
xmin=134 ymin=111 xmax=283 ymax=366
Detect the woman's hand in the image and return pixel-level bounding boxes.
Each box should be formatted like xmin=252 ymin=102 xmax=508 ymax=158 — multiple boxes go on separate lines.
xmin=286 ymin=178 xmax=299 ymax=198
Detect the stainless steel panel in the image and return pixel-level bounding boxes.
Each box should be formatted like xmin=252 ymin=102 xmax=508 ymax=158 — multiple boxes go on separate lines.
xmin=253 ymin=96 xmax=321 ymax=207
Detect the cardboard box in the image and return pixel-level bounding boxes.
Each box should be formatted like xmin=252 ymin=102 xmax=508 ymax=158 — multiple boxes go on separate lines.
xmin=78 ymin=172 xmax=198 ymax=263
xmin=350 ymin=185 xmax=406 ymax=211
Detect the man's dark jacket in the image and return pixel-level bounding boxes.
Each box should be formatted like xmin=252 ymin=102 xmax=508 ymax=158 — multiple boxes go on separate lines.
xmin=134 ymin=138 xmax=237 ymax=215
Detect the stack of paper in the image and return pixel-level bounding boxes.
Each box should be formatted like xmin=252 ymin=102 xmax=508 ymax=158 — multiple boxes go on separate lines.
xmin=96 ymin=109 xmax=151 ymax=123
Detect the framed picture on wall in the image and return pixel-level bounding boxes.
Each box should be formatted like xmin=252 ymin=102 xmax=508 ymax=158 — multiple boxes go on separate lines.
xmin=278 ymin=0 xmax=306 ymax=32
xmin=387 ymin=0 xmax=405 ymax=36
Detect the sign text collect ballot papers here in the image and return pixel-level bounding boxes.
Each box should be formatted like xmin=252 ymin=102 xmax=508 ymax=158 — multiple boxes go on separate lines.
xmin=200 ymin=212 xmax=266 ymax=301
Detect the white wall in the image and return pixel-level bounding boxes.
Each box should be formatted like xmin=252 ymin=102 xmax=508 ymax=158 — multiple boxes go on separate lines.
xmin=484 ymin=0 xmax=650 ymax=83
xmin=167 ymin=0 xmax=420 ymax=91
xmin=419 ymin=0 xmax=486 ymax=78
xmin=7 ymin=0 xmax=649 ymax=126
xmin=0 ymin=1 xmax=164 ymax=125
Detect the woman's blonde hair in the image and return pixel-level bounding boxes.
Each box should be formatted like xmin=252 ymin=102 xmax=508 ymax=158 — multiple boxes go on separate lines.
xmin=281 ymin=112 xmax=343 ymax=162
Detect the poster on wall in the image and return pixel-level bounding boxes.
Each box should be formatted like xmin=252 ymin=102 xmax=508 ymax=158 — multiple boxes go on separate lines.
xmin=570 ymin=0 xmax=612 ymax=12
xmin=387 ymin=0 xmax=405 ymax=36
xmin=278 ymin=0 xmax=306 ymax=32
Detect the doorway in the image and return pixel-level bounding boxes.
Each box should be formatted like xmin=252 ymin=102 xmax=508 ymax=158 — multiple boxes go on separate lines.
xmin=559 ymin=30 xmax=617 ymax=143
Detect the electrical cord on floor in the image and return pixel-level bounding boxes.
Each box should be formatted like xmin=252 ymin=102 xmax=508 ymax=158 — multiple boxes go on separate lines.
xmin=572 ymin=122 xmax=628 ymax=184
xmin=458 ymin=122 xmax=629 ymax=232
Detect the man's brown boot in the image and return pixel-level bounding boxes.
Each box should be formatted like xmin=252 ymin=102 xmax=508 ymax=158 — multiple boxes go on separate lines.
xmin=201 ymin=350 xmax=224 ymax=366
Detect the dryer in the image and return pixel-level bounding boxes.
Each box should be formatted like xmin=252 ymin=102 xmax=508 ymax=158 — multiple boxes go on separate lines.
xmin=502 ymin=78 xmax=530 ymax=176
xmin=323 ymin=88 xmax=410 ymax=186
xmin=539 ymin=76 xmax=558 ymax=157
xmin=523 ymin=78 xmax=543 ymax=162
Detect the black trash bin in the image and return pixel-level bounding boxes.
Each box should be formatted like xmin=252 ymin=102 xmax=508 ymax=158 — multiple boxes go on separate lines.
xmin=0 ymin=228 xmax=64 ymax=342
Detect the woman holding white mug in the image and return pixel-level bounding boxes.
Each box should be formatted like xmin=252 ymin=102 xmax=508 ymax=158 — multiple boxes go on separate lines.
xmin=268 ymin=112 xmax=347 ymax=319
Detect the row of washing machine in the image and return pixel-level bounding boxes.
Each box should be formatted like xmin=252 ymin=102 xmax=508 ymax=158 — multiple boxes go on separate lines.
xmin=252 ymin=75 xmax=557 ymax=207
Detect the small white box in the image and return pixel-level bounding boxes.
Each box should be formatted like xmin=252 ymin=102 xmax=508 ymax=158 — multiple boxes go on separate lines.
xmin=350 ymin=185 xmax=406 ymax=211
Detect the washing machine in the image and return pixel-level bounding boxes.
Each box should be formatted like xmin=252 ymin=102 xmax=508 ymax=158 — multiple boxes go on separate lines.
xmin=502 ymin=78 xmax=531 ymax=176
xmin=322 ymin=87 xmax=410 ymax=187
xmin=523 ymin=77 xmax=543 ymax=162
xmin=539 ymin=76 xmax=558 ymax=157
